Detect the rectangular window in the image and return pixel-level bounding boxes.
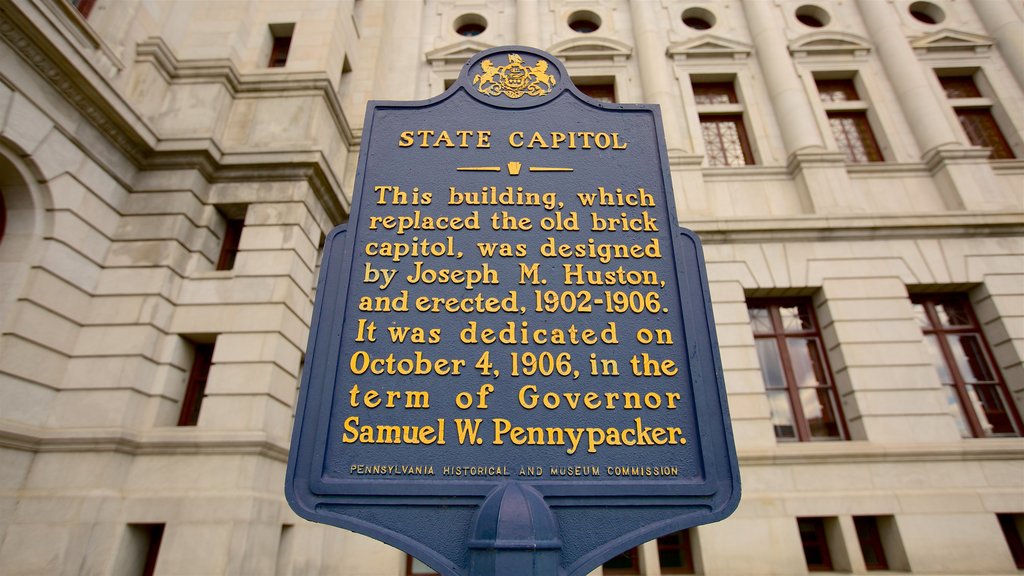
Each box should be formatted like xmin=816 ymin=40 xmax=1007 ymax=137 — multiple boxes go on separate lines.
xmin=748 ymin=299 xmax=846 ymax=441
xmin=854 ymin=516 xmax=889 ymax=570
xmin=913 ymin=293 xmax=1021 ymax=438
xmin=815 ymin=77 xmax=883 ymax=163
xmin=178 ymin=341 xmax=214 ymax=426
xmin=120 ymin=523 xmax=164 ymax=576
xmin=216 ymin=216 xmax=244 ymax=271
xmin=275 ymin=525 xmax=294 ymax=576
xmin=798 ymin=518 xmax=833 ymax=572
xmin=575 ymin=79 xmax=616 ymax=103
xmin=998 ymin=514 xmax=1024 ymax=569
xmin=268 ymin=24 xmax=294 ymax=68
xmin=603 ymin=546 xmax=640 ymax=574
xmin=658 ymin=529 xmax=695 ymax=574
xmin=938 ymin=73 xmax=1015 ymax=159
xmin=693 ymin=80 xmax=754 ymax=167
xmin=406 ymin=556 xmax=438 ymax=576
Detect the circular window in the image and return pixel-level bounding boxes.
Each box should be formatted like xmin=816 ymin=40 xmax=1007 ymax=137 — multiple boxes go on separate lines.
xmin=455 ymin=14 xmax=487 ymax=37
xmin=795 ymin=5 xmax=830 ymax=27
xmin=909 ymin=1 xmax=944 ymax=24
xmin=568 ymin=10 xmax=601 ymax=33
xmin=682 ymin=7 xmax=715 ymax=30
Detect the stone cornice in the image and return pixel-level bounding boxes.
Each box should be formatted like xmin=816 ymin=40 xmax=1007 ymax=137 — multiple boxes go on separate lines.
xmin=4 ymin=420 xmax=1019 ymax=468
xmin=0 ymin=421 xmax=289 ymax=462
xmin=0 ymin=0 xmax=156 ymax=164
xmin=0 ymin=5 xmax=351 ymax=224
xmin=685 ymin=211 xmax=1024 ymax=244
xmin=134 ymin=38 xmax=356 ymax=148
xmin=739 ymin=439 xmax=1024 ymax=467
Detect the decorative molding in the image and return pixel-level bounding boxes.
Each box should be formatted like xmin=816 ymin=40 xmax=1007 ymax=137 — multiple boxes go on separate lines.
xmin=547 ymin=36 xmax=632 ymax=63
xmin=0 ymin=421 xmax=289 ymax=462
xmin=0 ymin=5 xmax=152 ymax=165
xmin=667 ymin=34 xmax=752 ymax=61
xmin=911 ymin=28 xmax=994 ymax=56
xmin=789 ymin=31 xmax=872 ymax=59
xmin=425 ymin=38 xmax=495 ymax=67
xmin=687 ymin=211 xmax=1024 ymax=244
xmin=134 ymin=38 xmax=356 ymax=148
xmin=739 ymin=439 xmax=1024 ymax=467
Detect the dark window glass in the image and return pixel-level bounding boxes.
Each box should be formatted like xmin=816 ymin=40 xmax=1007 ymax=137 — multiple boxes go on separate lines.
xmin=956 ymin=109 xmax=1016 ymax=159
xmin=749 ymin=300 xmax=846 ymax=441
xmin=828 ymin=113 xmax=884 ymax=163
xmin=603 ymin=546 xmax=640 ymax=574
xmin=854 ymin=517 xmax=889 ymax=570
xmin=578 ymin=83 xmax=616 ymax=103
xmin=216 ymin=217 xmax=244 ymax=271
xmin=178 ymin=343 xmax=214 ymax=426
xmin=658 ymin=530 xmax=695 ymax=574
xmin=268 ymin=35 xmax=292 ymax=68
xmin=456 ymin=22 xmax=485 ymax=36
xmin=913 ymin=294 xmax=1022 ymax=438
xmin=693 ymin=82 xmax=738 ymax=104
xmin=998 ymin=514 xmax=1024 ymax=569
xmin=939 ymin=76 xmax=982 ymax=99
xmin=700 ymin=115 xmax=754 ymax=167
xmin=129 ymin=523 xmax=165 ymax=576
xmin=798 ymin=518 xmax=833 ymax=571
xmin=816 ymin=79 xmax=860 ymax=103
xmin=939 ymin=75 xmax=1015 ymax=159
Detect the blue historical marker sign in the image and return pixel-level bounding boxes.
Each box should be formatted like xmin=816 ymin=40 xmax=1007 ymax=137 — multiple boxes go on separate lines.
xmin=286 ymin=46 xmax=739 ymax=576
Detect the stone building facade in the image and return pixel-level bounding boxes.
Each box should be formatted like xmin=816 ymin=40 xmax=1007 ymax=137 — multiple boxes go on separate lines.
xmin=0 ymin=0 xmax=1021 ymax=574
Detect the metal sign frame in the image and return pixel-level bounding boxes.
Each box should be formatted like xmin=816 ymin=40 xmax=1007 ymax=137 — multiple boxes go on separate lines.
xmin=287 ymin=46 xmax=739 ymax=576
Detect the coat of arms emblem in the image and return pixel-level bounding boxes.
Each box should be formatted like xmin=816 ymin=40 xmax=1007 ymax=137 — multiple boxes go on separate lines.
xmin=472 ymin=53 xmax=556 ymax=99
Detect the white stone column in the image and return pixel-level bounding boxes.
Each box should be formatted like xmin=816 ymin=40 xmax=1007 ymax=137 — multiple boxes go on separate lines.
xmin=972 ymin=0 xmax=1024 ymax=91
xmin=856 ymin=0 xmax=1013 ymax=211
xmin=741 ymin=0 xmax=824 ymax=155
xmin=629 ymin=0 xmax=686 ymax=154
xmin=372 ymin=0 xmax=424 ymax=100
xmin=517 ymin=0 xmax=541 ymax=48
xmin=741 ymin=0 xmax=857 ymax=214
xmin=855 ymin=0 xmax=959 ymax=155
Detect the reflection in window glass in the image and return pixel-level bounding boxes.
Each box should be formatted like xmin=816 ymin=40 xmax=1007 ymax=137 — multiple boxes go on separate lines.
xmin=912 ymin=293 xmax=1021 ymax=438
xmin=748 ymin=299 xmax=845 ymax=442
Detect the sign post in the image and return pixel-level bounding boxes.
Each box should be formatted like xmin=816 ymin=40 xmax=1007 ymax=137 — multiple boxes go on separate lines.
xmin=286 ymin=46 xmax=739 ymax=576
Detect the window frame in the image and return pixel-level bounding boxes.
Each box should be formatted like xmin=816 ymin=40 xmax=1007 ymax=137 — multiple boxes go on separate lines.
xmin=657 ymin=529 xmax=696 ymax=574
xmin=216 ymin=217 xmax=245 ymax=271
xmin=267 ymin=23 xmax=295 ymax=68
xmin=177 ymin=342 xmax=214 ymax=427
xmin=814 ymin=77 xmax=884 ymax=163
xmin=798 ymin=517 xmax=834 ymax=572
xmin=692 ymin=79 xmax=756 ymax=167
xmin=912 ymin=293 xmax=1022 ymax=438
xmin=748 ymin=298 xmax=848 ymax=442
xmin=937 ymin=71 xmax=1016 ymax=159
xmin=406 ymin=555 xmax=439 ymax=576
xmin=998 ymin=514 xmax=1024 ymax=569
xmin=853 ymin=516 xmax=889 ymax=571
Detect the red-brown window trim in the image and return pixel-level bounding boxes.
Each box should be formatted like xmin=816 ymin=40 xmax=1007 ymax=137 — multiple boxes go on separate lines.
xmin=798 ymin=517 xmax=834 ymax=572
xmin=177 ymin=342 xmax=214 ymax=427
xmin=854 ymin=516 xmax=889 ymax=571
xmin=72 ymin=0 xmax=96 ymax=18
xmin=658 ymin=529 xmax=696 ymax=574
xmin=216 ymin=217 xmax=244 ymax=271
xmin=748 ymin=298 xmax=848 ymax=442
xmin=912 ymin=293 xmax=1022 ymax=437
